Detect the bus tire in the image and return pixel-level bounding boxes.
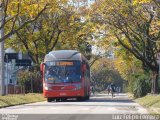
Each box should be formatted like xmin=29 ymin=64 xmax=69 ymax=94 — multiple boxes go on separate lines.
xmin=77 ymin=97 xmax=84 ymax=101
xmin=86 ymin=96 xmax=90 ymax=100
xmin=55 ymin=98 xmax=61 ymax=102
xmin=47 ymin=98 xmax=52 ymax=102
xmin=61 ymin=98 xmax=67 ymax=101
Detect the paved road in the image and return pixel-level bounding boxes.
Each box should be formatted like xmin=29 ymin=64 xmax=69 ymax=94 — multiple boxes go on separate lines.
xmin=0 ymin=93 xmax=149 ymax=120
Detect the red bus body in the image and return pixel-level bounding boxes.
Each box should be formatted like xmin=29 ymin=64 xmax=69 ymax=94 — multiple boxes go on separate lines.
xmin=40 ymin=50 xmax=90 ymax=102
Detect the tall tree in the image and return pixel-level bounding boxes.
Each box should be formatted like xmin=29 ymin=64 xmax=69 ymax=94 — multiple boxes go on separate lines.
xmin=0 ymin=0 xmax=49 ymax=42
xmin=6 ymin=1 xmax=71 ymax=64
xmin=91 ymin=0 xmax=160 ymax=93
xmin=6 ymin=0 xmax=96 ymax=64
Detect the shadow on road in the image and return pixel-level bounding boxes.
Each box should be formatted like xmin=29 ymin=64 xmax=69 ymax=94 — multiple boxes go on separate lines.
xmin=87 ymin=99 xmax=134 ymax=103
xmin=5 ymin=94 xmax=135 ymax=109
xmin=20 ymin=96 xmax=135 ymax=107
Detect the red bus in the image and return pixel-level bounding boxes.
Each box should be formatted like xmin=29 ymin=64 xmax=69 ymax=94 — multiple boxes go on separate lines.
xmin=40 ymin=50 xmax=90 ymax=102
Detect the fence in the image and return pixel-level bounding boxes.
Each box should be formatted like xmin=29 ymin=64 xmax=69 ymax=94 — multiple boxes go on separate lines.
xmin=7 ymin=84 xmax=25 ymax=94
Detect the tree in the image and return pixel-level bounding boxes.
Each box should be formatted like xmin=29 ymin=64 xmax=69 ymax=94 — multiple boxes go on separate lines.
xmin=6 ymin=2 xmax=68 ymax=64
xmin=6 ymin=1 xmax=96 ymax=64
xmin=17 ymin=70 xmax=29 ymax=94
xmin=91 ymin=0 xmax=160 ymax=93
xmin=91 ymin=58 xmax=124 ymax=91
xmin=0 ymin=0 xmax=49 ymax=42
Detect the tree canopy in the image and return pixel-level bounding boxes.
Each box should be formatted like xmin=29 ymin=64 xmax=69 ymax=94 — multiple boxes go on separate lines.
xmin=0 ymin=0 xmax=51 ymax=42
xmin=91 ymin=0 xmax=160 ymax=93
xmin=5 ymin=0 xmax=96 ymax=64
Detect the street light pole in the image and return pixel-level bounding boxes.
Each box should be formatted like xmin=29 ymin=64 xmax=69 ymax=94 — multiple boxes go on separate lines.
xmin=0 ymin=4 xmax=5 ymax=95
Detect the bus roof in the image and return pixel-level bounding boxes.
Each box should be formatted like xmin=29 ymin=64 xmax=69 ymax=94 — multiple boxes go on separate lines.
xmin=44 ymin=50 xmax=83 ymax=62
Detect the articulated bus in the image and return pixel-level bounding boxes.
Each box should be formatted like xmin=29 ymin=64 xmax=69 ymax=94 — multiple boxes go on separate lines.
xmin=40 ymin=50 xmax=90 ymax=102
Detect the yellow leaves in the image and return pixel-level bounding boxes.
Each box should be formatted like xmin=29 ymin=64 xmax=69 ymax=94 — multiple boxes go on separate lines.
xmin=133 ymin=0 xmax=151 ymax=5
xmin=6 ymin=0 xmax=64 ymax=18
xmin=114 ymin=56 xmax=131 ymax=80
xmin=24 ymin=3 xmax=39 ymax=17
xmin=7 ymin=1 xmax=20 ymax=16
xmin=7 ymin=0 xmax=41 ymax=18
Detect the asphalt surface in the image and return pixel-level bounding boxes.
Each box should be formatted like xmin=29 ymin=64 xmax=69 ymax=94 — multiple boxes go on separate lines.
xmin=0 ymin=93 xmax=150 ymax=120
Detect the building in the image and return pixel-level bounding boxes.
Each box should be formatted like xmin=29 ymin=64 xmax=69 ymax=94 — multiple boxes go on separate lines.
xmin=4 ymin=48 xmax=32 ymax=93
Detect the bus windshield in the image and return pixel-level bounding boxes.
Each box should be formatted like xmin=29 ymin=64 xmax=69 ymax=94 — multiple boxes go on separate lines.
xmin=45 ymin=60 xmax=81 ymax=83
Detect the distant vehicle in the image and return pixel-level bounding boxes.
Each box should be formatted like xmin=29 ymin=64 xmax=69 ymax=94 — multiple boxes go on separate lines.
xmin=40 ymin=50 xmax=90 ymax=102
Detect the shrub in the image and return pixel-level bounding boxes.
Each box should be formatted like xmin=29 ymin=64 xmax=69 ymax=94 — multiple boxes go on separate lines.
xmin=132 ymin=74 xmax=151 ymax=98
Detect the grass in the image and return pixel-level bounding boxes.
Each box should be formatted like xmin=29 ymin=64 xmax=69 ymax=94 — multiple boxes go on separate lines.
xmin=127 ymin=93 xmax=134 ymax=99
xmin=0 ymin=93 xmax=46 ymax=108
xmin=135 ymin=94 xmax=160 ymax=114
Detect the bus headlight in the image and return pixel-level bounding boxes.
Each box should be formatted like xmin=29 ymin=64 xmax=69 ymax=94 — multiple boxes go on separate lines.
xmin=44 ymin=86 xmax=49 ymax=90
xmin=44 ymin=84 xmax=52 ymax=91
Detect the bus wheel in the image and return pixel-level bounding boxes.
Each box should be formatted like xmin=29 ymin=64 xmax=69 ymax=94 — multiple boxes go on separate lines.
xmin=77 ymin=97 xmax=84 ymax=101
xmin=86 ymin=96 xmax=90 ymax=100
xmin=55 ymin=98 xmax=60 ymax=102
xmin=47 ymin=98 xmax=52 ymax=102
xmin=61 ymin=98 xmax=67 ymax=102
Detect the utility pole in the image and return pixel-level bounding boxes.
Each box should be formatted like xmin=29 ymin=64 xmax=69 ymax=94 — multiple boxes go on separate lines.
xmin=0 ymin=2 xmax=5 ymax=95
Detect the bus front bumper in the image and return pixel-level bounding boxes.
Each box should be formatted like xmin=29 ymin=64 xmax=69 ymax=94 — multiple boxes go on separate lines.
xmin=43 ymin=90 xmax=84 ymax=98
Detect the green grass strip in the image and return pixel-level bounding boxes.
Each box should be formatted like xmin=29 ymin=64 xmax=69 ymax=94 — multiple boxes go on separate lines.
xmin=135 ymin=94 xmax=160 ymax=114
xmin=0 ymin=93 xmax=46 ymax=108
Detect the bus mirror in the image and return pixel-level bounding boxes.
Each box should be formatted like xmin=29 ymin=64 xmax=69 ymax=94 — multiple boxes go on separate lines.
xmin=40 ymin=63 xmax=45 ymax=72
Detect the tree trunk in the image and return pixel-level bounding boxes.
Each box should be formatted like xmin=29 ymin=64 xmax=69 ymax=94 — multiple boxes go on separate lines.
xmin=31 ymin=76 xmax=33 ymax=93
xmin=151 ymin=70 xmax=159 ymax=94
xmin=23 ymin=86 xmax=25 ymax=95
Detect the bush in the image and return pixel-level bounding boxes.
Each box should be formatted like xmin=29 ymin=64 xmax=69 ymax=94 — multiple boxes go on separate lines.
xmin=17 ymin=70 xmax=42 ymax=93
xmin=132 ymin=74 xmax=151 ymax=98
